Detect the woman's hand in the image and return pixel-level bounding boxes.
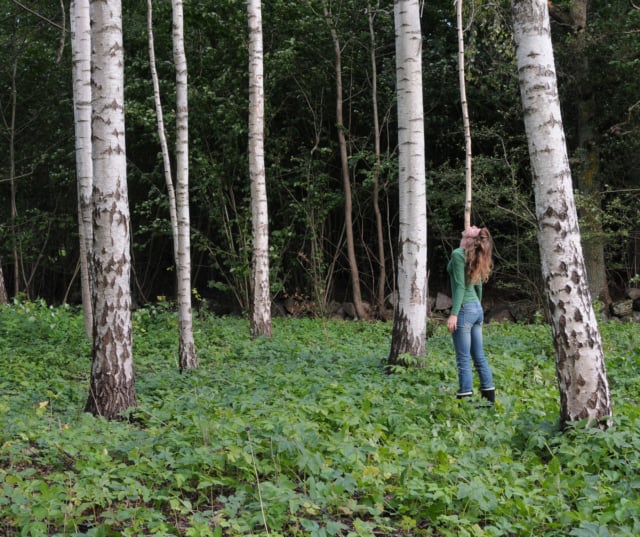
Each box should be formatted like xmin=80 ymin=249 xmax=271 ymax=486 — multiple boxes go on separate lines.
xmin=447 ymin=314 xmax=458 ymax=333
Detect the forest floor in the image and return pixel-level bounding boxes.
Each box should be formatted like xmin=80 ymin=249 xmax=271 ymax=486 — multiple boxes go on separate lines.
xmin=1 ymin=300 xmax=640 ymax=536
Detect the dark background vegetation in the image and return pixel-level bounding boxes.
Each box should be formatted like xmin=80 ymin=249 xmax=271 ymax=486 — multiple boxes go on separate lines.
xmin=1 ymin=0 xmax=639 ymax=313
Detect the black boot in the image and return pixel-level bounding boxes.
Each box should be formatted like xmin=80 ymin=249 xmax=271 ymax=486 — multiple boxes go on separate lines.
xmin=479 ymin=388 xmax=495 ymax=407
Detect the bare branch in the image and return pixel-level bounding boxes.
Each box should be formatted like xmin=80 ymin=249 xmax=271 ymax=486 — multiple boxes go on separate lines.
xmin=56 ymin=0 xmax=66 ymax=64
xmin=10 ymin=0 xmax=66 ymax=31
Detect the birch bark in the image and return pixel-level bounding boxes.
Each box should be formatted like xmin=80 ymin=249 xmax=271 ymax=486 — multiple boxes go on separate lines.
xmin=248 ymin=0 xmax=272 ymax=337
xmin=456 ymin=0 xmax=473 ymax=230
xmin=512 ymin=0 xmax=611 ymax=426
xmin=388 ymin=0 xmax=428 ymax=365
xmin=548 ymin=0 xmax=611 ymax=305
xmin=71 ymin=0 xmax=93 ymax=337
xmin=85 ymin=0 xmax=136 ymax=419
xmin=173 ymin=0 xmax=198 ymax=370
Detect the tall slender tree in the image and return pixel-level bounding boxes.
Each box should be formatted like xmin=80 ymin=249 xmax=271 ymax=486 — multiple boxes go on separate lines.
xmin=248 ymin=0 xmax=272 ymax=337
xmin=85 ymin=0 xmax=136 ymax=419
xmin=388 ymin=0 xmax=428 ymax=366
xmin=70 ymin=0 xmax=93 ymax=338
xmin=172 ymin=0 xmax=198 ymax=371
xmin=512 ymin=0 xmax=612 ymax=427
xmin=146 ymin=0 xmax=197 ymax=370
xmin=8 ymin=22 xmax=20 ymax=297
xmin=147 ymin=0 xmax=179 ymax=269
xmin=367 ymin=1 xmax=388 ymax=320
xmin=321 ymin=0 xmax=369 ymax=320
xmin=0 ymin=259 xmax=7 ymax=304
xmin=456 ymin=0 xmax=473 ymax=229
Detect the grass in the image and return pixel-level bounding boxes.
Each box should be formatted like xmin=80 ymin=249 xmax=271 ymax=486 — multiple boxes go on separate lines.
xmin=1 ymin=299 xmax=640 ymax=536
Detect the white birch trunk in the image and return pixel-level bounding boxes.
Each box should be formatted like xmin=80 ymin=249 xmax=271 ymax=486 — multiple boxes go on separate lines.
xmin=172 ymin=0 xmax=198 ymax=370
xmin=248 ymin=0 xmax=272 ymax=338
xmin=512 ymin=0 xmax=611 ymax=426
xmin=388 ymin=0 xmax=428 ymax=364
xmin=71 ymin=0 xmax=93 ymax=338
xmin=456 ymin=0 xmax=473 ymax=230
xmin=85 ymin=0 xmax=136 ymax=419
xmin=147 ymin=0 xmax=179 ymax=266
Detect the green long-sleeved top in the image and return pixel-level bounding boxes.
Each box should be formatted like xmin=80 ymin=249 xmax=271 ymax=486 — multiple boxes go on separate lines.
xmin=447 ymin=247 xmax=482 ymax=315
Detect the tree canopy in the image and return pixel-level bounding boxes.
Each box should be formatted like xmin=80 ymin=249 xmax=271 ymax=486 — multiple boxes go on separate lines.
xmin=1 ymin=0 xmax=638 ymax=312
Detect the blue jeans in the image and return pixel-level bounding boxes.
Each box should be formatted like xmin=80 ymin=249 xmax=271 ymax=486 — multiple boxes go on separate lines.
xmin=451 ymin=301 xmax=494 ymax=396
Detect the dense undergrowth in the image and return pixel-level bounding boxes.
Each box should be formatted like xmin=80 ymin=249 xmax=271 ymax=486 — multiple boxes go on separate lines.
xmin=1 ymin=300 xmax=640 ymax=537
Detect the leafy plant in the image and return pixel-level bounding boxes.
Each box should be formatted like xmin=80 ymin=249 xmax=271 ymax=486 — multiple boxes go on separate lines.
xmin=1 ymin=302 xmax=640 ymax=535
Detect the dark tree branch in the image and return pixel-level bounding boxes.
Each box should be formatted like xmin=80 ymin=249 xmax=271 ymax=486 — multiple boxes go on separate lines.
xmin=10 ymin=0 xmax=66 ymax=32
xmin=56 ymin=0 xmax=66 ymax=64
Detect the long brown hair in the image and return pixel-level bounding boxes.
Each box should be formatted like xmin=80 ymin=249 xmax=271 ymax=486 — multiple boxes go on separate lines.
xmin=465 ymin=227 xmax=493 ymax=284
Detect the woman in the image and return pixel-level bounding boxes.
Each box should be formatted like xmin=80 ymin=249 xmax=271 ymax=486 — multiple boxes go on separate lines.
xmin=446 ymin=226 xmax=495 ymax=404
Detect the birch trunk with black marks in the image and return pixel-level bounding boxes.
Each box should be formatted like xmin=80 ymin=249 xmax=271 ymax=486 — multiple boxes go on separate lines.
xmin=512 ymin=0 xmax=611 ymax=427
xmin=388 ymin=0 xmax=428 ymax=366
xmin=172 ymin=0 xmax=198 ymax=370
xmin=548 ymin=0 xmax=611 ymax=305
xmin=85 ymin=0 xmax=136 ymax=419
xmin=248 ymin=0 xmax=272 ymax=338
xmin=456 ymin=0 xmax=473 ymax=229
xmin=71 ymin=0 xmax=93 ymax=338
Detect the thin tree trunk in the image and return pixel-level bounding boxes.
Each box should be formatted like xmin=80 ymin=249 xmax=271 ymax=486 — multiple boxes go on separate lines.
xmin=248 ymin=0 xmax=272 ymax=338
xmin=71 ymin=0 xmax=93 ymax=337
xmin=322 ymin=1 xmax=369 ymax=320
xmin=148 ymin=0 xmax=198 ymax=369
xmin=147 ymin=0 xmax=179 ymax=266
xmin=368 ymin=1 xmax=388 ymax=320
xmin=456 ymin=0 xmax=473 ymax=229
xmin=0 ymin=259 xmax=7 ymax=304
xmin=9 ymin=25 xmax=20 ymax=297
xmin=388 ymin=0 xmax=428 ymax=366
xmin=85 ymin=0 xmax=136 ymax=419
xmin=172 ymin=0 xmax=198 ymax=370
xmin=512 ymin=0 xmax=612 ymax=427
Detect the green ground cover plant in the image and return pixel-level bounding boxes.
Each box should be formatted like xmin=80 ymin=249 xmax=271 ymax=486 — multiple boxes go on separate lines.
xmin=1 ymin=300 xmax=640 ymax=536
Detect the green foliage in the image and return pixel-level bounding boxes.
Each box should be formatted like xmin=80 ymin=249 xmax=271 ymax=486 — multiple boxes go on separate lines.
xmin=1 ymin=0 xmax=639 ymax=307
xmin=1 ymin=303 xmax=640 ymax=535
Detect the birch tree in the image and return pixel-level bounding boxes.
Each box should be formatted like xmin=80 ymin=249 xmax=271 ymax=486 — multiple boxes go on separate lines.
xmin=512 ymin=0 xmax=612 ymax=427
xmin=145 ymin=0 xmax=197 ymax=370
xmin=388 ymin=0 xmax=428 ymax=366
xmin=456 ymin=0 xmax=473 ymax=229
xmin=147 ymin=0 xmax=179 ymax=270
xmin=85 ymin=0 xmax=136 ymax=419
xmin=248 ymin=0 xmax=272 ymax=337
xmin=548 ymin=0 xmax=611 ymax=305
xmin=172 ymin=0 xmax=198 ymax=370
xmin=70 ymin=0 xmax=93 ymax=338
